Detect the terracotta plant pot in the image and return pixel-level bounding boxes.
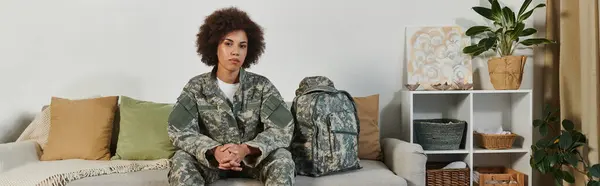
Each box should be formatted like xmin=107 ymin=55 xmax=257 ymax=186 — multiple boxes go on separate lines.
xmin=487 ymin=55 xmax=527 ymax=90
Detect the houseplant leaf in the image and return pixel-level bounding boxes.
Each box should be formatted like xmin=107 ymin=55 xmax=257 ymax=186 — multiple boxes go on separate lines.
xmin=548 ymin=154 xmax=559 ymax=166
xmin=473 ymin=7 xmax=495 ymax=21
xmin=553 ymin=169 xmax=564 ymax=184
xmin=562 ymin=120 xmax=575 ymax=131
xmin=520 ymin=38 xmax=553 ymax=46
xmin=540 ymin=159 xmax=552 ymax=174
xmin=564 ymin=153 xmax=579 ymax=167
xmin=463 ymin=44 xmax=490 ymax=57
xmin=490 ymin=0 xmax=502 ymax=21
xmin=519 ymin=3 xmax=546 ymax=22
xmin=573 ymin=142 xmax=586 ymax=148
xmin=502 ymin=7 xmax=516 ymax=27
xmin=463 ymin=44 xmax=482 ymax=54
xmin=533 ymin=119 xmax=544 ymax=127
xmin=559 ymin=132 xmax=573 ymax=149
xmin=573 ymin=131 xmax=587 ymax=143
xmin=506 ymin=23 xmax=525 ymax=41
xmin=472 ymin=48 xmax=488 ymax=56
xmin=478 ymin=37 xmax=497 ymax=49
xmin=466 ymin=26 xmax=492 ymax=36
xmin=520 ymin=28 xmax=537 ymax=36
xmin=588 ymin=180 xmax=600 ymax=186
xmin=540 ymin=123 xmax=549 ymax=136
xmin=590 ymin=164 xmax=600 ymax=178
xmin=555 ymin=178 xmax=564 ymax=186
xmin=536 ymin=138 xmax=549 ymax=148
xmin=518 ymin=0 xmax=533 ymax=17
xmin=562 ymin=171 xmax=575 ymax=183
xmin=534 ymin=149 xmax=546 ymax=163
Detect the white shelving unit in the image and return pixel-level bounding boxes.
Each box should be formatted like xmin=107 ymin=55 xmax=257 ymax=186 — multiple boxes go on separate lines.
xmin=400 ymin=89 xmax=532 ymax=186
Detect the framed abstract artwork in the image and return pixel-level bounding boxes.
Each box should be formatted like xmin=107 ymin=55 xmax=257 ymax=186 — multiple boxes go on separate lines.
xmin=405 ymin=26 xmax=473 ymax=90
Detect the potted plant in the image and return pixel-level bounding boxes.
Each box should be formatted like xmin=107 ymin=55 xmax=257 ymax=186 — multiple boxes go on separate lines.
xmin=531 ymin=104 xmax=600 ymax=185
xmin=463 ymin=0 xmax=555 ymax=90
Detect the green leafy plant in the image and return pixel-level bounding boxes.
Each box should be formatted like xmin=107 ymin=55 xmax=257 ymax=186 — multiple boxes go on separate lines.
xmin=463 ymin=0 xmax=554 ymax=57
xmin=531 ymin=104 xmax=600 ymax=186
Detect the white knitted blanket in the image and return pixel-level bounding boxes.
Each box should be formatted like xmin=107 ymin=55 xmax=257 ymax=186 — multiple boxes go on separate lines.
xmin=0 ymin=159 xmax=170 ymax=186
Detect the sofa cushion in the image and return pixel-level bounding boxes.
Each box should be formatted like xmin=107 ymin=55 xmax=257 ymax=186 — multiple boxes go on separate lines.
xmin=353 ymin=94 xmax=382 ymax=160
xmin=111 ymin=96 xmax=175 ymax=160
xmin=294 ymin=160 xmax=406 ymax=186
xmin=67 ymin=160 xmax=406 ymax=186
xmin=41 ymin=96 xmax=119 ymax=161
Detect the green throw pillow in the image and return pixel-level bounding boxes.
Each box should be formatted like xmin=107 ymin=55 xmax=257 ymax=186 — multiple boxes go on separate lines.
xmin=112 ymin=96 xmax=175 ymax=160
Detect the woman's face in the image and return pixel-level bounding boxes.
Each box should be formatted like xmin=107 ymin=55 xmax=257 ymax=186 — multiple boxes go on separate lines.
xmin=217 ymin=30 xmax=248 ymax=72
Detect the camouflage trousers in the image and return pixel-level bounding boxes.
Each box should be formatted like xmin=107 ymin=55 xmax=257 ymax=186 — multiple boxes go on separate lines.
xmin=168 ymin=148 xmax=295 ymax=186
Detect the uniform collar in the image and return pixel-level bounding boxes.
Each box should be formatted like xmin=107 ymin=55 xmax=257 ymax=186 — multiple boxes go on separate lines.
xmin=210 ymin=66 xmax=247 ymax=85
xmin=204 ymin=66 xmax=248 ymax=105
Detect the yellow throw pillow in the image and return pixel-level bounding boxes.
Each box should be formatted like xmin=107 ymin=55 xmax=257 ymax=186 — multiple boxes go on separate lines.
xmin=41 ymin=96 xmax=118 ymax=161
xmin=353 ymin=94 xmax=382 ymax=160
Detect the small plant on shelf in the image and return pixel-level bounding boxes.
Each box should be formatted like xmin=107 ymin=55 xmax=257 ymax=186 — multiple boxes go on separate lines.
xmin=462 ymin=0 xmax=553 ymax=57
xmin=531 ymin=104 xmax=600 ymax=186
xmin=462 ymin=0 xmax=555 ymax=90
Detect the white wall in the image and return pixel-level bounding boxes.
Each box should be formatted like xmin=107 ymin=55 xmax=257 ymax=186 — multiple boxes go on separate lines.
xmin=0 ymin=0 xmax=544 ymax=144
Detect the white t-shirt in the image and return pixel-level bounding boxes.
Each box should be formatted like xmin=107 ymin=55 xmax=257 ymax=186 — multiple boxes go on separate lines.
xmin=217 ymin=78 xmax=239 ymax=102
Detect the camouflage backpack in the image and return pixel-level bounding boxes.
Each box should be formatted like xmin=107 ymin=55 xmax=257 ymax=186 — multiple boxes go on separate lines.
xmin=290 ymin=76 xmax=362 ymax=177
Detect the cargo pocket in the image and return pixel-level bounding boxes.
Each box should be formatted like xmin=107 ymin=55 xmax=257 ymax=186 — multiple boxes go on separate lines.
xmin=326 ymin=111 xmax=359 ymax=168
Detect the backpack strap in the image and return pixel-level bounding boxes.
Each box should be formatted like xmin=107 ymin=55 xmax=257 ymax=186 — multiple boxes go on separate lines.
xmin=291 ymin=95 xmax=299 ymax=116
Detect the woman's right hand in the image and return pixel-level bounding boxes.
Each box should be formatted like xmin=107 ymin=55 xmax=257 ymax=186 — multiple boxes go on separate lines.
xmin=214 ymin=144 xmax=242 ymax=171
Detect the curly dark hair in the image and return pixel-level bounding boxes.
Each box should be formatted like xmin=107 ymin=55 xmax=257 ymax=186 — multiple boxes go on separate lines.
xmin=196 ymin=7 xmax=265 ymax=68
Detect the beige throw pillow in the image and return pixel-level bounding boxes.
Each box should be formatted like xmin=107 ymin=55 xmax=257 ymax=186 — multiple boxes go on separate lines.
xmin=40 ymin=96 xmax=118 ymax=161
xmin=16 ymin=107 xmax=52 ymax=149
xmin=353 ymin=94 xmax=382 ymax=160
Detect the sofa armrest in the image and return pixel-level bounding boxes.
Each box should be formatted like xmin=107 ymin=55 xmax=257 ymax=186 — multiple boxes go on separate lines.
xmin=0 ymin=141 xmax=41 ymax=172
xmin=382 ymin=138 xmax=426 ymax=186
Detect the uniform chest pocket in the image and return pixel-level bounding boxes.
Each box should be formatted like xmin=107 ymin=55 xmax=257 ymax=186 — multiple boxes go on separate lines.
xmin=198 ymin=105 xmax=217 ymax=111
xmin=245 ymin=101 xmax=261 ymax=111
xmin=246 ymin=101 xmax=261 ymax=109
xmin=240 ymin=100 xmax=261 ymax=124
xmin=197 ymin=104 xmax=220 ymax=126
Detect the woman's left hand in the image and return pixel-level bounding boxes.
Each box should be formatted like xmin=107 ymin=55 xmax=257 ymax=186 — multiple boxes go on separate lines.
xmin=221 ymin=144 xmax=251 ymax=171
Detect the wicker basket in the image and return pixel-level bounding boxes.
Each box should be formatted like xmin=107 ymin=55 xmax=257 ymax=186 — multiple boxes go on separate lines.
xmin=474 ymin=167 xmax=525 ymax=186
xmin=474 ymin=132 xmax=517 ymax=149
xmin=414 ymin=119 xmax=466 ymax=150
xmin=426 ymin=163 xmax=470 ymax=186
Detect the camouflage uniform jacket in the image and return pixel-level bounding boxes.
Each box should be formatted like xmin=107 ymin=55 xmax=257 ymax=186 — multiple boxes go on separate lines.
xmin=167 ymin=67 xmax=294 ymax=169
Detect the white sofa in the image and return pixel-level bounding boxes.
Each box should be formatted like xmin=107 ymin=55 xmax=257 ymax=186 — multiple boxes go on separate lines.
xmin=0 ymin=138 xmax=426 ymax=186
xmin=0 ymin=102 xmax=427 ymax=186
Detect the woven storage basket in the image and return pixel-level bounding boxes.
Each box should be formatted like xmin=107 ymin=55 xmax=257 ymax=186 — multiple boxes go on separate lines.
xmin=414 ymin=119 xmax=466 ymax=150
xmin=474 ymin=167 xmax=525 ymax=186
xmin=426 ymin=163 xmax=470 ymax=186
xmin=474 ymin=132 xmax=517 ymax=150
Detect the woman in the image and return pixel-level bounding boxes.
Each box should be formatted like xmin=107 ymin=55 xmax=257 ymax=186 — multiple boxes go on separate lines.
xmin=167 ymin=7 xmax=295 ymax=186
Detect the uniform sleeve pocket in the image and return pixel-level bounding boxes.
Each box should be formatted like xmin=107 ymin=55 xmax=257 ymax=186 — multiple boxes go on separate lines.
xmin=178 ymin=93 xmax=197 ymax=112
xmin=261 ymin=95 xmax=292 ymax=128
xmin=169 ymin=101 xmax=195 ymax=128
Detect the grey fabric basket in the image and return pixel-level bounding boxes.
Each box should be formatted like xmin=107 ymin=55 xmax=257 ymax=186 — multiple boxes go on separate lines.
xmin=414 ymin=119 xmax=466 ymax=150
